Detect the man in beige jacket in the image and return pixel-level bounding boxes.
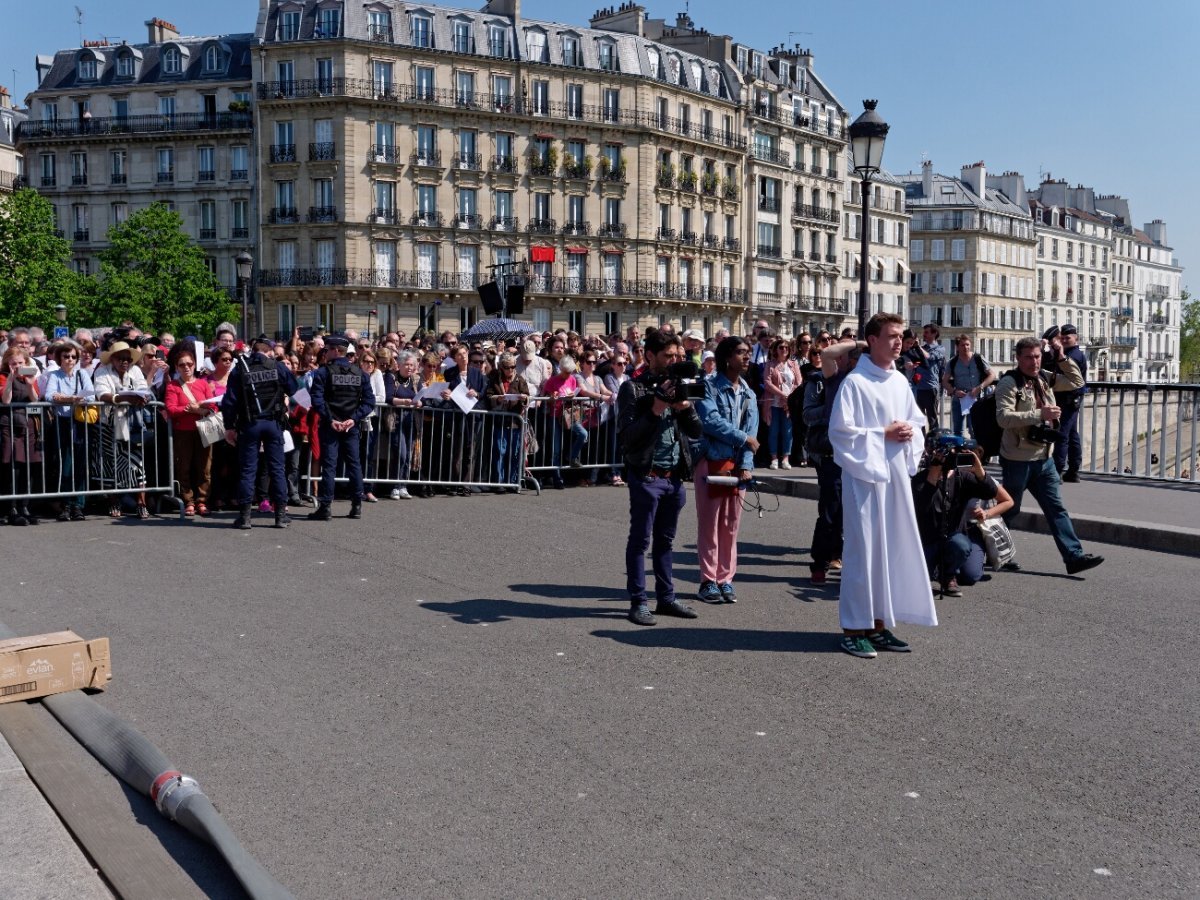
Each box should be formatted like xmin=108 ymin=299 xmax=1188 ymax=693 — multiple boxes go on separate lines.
xmin=995 ymin=334 xmax=1103 ymax=576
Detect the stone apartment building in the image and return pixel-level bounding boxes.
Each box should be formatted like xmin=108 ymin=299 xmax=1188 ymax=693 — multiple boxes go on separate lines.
xmin=896 ymin=161 xmax=1036 ymax=366
xmin=0 ymin=88 xmax=26 ymax=193
xmin=840 ymin=149 xmax=910 ymax=329
xmin=16 ymin=19 xmax=255 ymax=288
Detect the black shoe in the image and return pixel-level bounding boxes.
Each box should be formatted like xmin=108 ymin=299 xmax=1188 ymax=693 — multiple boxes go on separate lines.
xmin=939 ymin=579 xmax=963 ymax=597
xmin=655 ymin=599 xmax=699 ymax=619
xmin=629 ymin=604 xmax=656 ymax=626
xmin=308 ymin=504 xmax=332 ymax=521
xmin=1000 ymin=561 xmax=1022 ymax=572
xmin=8 ymin=512 xmax=27 ymax=526
xmin=288 ymin=494 xmax=302 ymax=507
xmin=1066 ymin=553 xmax=1104 ymax=575
xmin=233 ymin=504 xmax=253 ymax=530
xmin=274 ymin=511 xmax=291 ymax=529
xmin=57 ymin=508 xmax=72 ymax=522
xmin=1061 ymin=469 xmax=1080 ymax=483
xmin=552 ymin=478 xmax=565 ymax=490
xmin=348 ymin=499 xmax=362 ymax=519
xmin=70 ymin=505 xmax=87 ymax=521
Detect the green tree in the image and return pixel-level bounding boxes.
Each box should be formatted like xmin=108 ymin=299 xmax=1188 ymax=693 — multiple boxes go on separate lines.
xmin=0 ymin=188 xmax=85 ymax=331
xmin=1179 ymin=288 xmax=1198 ymax=381
xmin=94 ymin=203 xmax=238 ymax=337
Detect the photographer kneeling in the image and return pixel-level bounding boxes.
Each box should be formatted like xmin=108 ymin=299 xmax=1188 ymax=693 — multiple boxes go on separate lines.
xmin=912 ymin=436 xmax=1013 ymax=596
xmin=995 ymin=335 xmax=1103 ymax=575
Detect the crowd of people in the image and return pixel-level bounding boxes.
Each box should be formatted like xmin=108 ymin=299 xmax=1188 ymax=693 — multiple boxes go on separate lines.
xmin=1 ymin=313 xmax=1106 ymax=656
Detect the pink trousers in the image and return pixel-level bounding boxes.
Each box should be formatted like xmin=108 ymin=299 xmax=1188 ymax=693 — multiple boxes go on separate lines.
xmin=693 ymin=457 xmax=745 ymax=584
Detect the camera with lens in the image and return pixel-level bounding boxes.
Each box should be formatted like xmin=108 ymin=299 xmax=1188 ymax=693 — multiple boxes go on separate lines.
xmin=646 ymin=360 xmax=706 ymax=404
xmin=927 ymin=432 xmax=978 ymax=468
xmin=1027 ymin=421 xmax=1063 ymax=445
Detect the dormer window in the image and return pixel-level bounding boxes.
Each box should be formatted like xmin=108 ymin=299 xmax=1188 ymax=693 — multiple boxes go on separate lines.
xmin=116 ymin=52 xmax=135 ymax=78
xmin=779 ymin=61 xmax=789 ymax=83
xmin=488 ymin=25 xmax=507 ymax=58
xmin=412 ymin=14 xmax=432 ymax=48
xmin=526 ymin=29 xmax=547 ymax=63
xmin=162 ymin=47 xmax=182 ymax=75
xmin=316 ymin=5 xmax=342 ymax=39
xmin=736 ymin=47 xmax=747 ymax=72
xmin=278 ymin=10 xmax=301 ymax=41
xmin=78 ymin=53 xmax=98 ymax=81
xmin=598 ymin=40 xmax=616 ymax=71
xmin=752 ymin=53 xmax=762 ymax=79
xmin=203 ymin=45 xmax=222 ymax=73
xmin=563 ymin=35 xmax=580 ymax=66
xmin=367 ymin=9 xmax=392 ymax=42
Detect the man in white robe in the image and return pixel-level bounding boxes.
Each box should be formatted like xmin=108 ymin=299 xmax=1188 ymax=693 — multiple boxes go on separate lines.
xmin=829 ymin=312 xmax=937 ymax=658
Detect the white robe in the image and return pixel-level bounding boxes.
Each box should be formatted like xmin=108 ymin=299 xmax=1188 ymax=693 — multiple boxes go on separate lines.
xmin=829 ymin=356 xmax=937 ymax=630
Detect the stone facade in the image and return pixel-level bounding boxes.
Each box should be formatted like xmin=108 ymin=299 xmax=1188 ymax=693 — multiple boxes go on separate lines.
xmin=0 ymin=88 xmax=26 ymax=193
xmin=840 ymin=151 xmax=910 ymax=330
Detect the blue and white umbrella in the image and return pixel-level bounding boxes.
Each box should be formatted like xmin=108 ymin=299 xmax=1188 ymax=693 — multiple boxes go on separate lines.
xmin=458 ymin=317 xmax=536 ymax=343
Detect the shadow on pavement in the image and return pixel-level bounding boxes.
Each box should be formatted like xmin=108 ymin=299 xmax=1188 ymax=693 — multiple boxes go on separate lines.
xmin=509 ymin=583 xmax=628 ymax=602
xmin=420 ymin=597 xmax=627 ymax=624
xmin=591 ymin=627 xmax=840 ymax=653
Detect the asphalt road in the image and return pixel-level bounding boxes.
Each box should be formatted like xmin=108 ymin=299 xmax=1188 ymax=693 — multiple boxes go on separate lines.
xmin=1 ymin=486 xmax=1196 ymax=899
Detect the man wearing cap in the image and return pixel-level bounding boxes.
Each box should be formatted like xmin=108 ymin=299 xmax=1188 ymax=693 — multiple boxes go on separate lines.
xmin=681 ymin=329 xmax=705 ymax=367
xmin=308 ymin=335 xmax=376 ymax=520
xmin=1052 ymin=324 xmax=1087 ymax=482
xmin=516 ymin=339 xmax=551 ymax=396
xmin=222 ymin=335 xmax=299 ymax=529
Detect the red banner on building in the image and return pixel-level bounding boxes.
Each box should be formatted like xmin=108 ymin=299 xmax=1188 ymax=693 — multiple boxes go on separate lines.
xmin=530 ymin=246 xmax=556 ymax=263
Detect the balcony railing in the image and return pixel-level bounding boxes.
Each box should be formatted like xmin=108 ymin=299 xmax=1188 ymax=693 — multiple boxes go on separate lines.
xmin=110 ymin=173 xmax=127 ymax=185
xmin=71 ymin=174 xmax=88 ymax=186
xmin=270 ymin=144 xmax=297 ymax=163
xmin=16 ymin=111 xmax=252 ymax=141
xmin=562 ymin=221 xmax=590 ymax=235
xmin=411 ymin=151 xmax=442 ymax=167
xmin=528 ymin=160 xmax=555 ymax=178
xmin=157 ymin=171 xmax=174 ymax=183
xmin=752 ymin=146 xmax=791 ymax=166
xmin=252 ymin=79 xmax=748 ymax=151
xmin=792 ymin=203 xmax=838 ymax=223
xmin=703 ymin=234 xmax=720 ymax=249
xmin=657 ymin=169 xmax=675 ymax=189
xmin=199 ymin=228 xmax=217 ymax=240
xmin=825 ymin=253 xmax=837 ymax=263
xmin=455 ymin=213 xmax=483 ymax=230
xmin=197 ymin=169 xmax=215 ymax=182
xmin=757 ymin=196 xmax=780 ymax=213
xmin=491 ymin=216 xmax=519 ymax=232
xmin=1111 ymin=336 xmax=1138 ymax=348
xmin=231 ymin=169 xmax=248 ymax=181
xmin=491 ymin=155 xmax=518 ymax=174
xmin=309 ymin=142 xmax=336 ymax=161
xmin=232 ymin=227 xmax=249 ymax=239
xmin=369 ymin=144 xmax=401 ymax=164
xmin=756 ymin=245 xmax=783 ymax=259
xmin=655 ymin=227 xmax=677 ymax=241
xmin=269 ymin=207 xmax=299 ymax=224
xmin=562 ymin=161 xmax=590 ymax=181
xmin=411 ymin=211 xmax=444 ymax=227
xmin=308 ymin=206 xmax=338 ymax=223
xmin=370 ymin=208 xmax=398 ymax=225
xmin=367 ymin=24 xmax=394 ymax=42
xmin=600 ymin=167 xmax=627 ymax=184
xmin=452 ymin=152 xmax=483 ymax=170
xmin=41 ymin=175 xmax=56 ymax=187
xmin=1111 ymin=306 xmax=1134 ymax=319
xmin=680 ymin=231 xmax=699 ymax=246
xmin=723 ymin=237 xmax=741 ymax=252
xmin=808 ymin=251 xmax=821 ymax=261
xmin=527 ymin=218 xmax=556 ymax=235
xmin=598 ymin=223 xmax=627 ymax=238
xmin=73 ymin=229 xmax=89 ymax=242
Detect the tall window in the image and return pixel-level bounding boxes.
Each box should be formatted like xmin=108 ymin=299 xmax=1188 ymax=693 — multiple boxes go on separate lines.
xmin=531 ymin=80 xmax=549 ymax=115
xmin=197 ymin=146 xmax=215 ymax=180
xmin=279 ymin=10 xmax=301 ymax=41
xmin=415 ymin=66 xmax=434 ymax=101
xmin=317 ymin=6 xmax=342 ymax=37
xmin=110 ymin=150 xmax=126 ymax=183
xmin=412 ymin=15 xmax=432 ymax=48
xmin=602 ymin=89 xmax=620 ymax=123
xmin=78 ymin=55 xmax=97 ymax=80
xmin=162 ymin=47 xmax=182 ymax=74
xmin=231 ymin=199 xmax=248 ymax=238
xmin=368 ymin=10 xmax=392 ymax=42
xmin=157 ymin=148 xmax=174 ymax=181
xmin=566 ymin=84 xmax=583 ymax=119
xmin=526 ymin=30 xmax=548 ymax=62
xmin=373 ymin=61 xmax=393 ymax=97
xmin=453 ymin=21 xmax=471 ymax=53
xmin=315 ymin=58 xmax=334 ymax=92
xmin=598 ymin=41 xmax=616 ymax=71
xmin=203 ymin=45 xmax=221 ymax=72
xmin=116 ymin=53 xmax=135 ymax=78
xmin=230 ymin=145 xmax=248 ymax=180
xmin=199 ymin=201 xmax=216 ymax=239
xmin=563 ymin=36 xmax=580 ymax=66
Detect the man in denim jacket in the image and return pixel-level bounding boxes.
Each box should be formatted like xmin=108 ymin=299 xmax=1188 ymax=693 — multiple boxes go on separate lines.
xmin=691 ymin=337 xmax=759 ymax=604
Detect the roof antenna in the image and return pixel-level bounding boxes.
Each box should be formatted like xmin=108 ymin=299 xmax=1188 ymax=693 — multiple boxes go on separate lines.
xmin=75 ymin=6 xmax=84 ymax=45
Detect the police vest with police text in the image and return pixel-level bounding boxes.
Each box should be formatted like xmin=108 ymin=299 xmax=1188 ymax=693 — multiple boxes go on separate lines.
xmin=326 ymin=362 xmax=365 ymax=420
xmin=241 ymin=354 xmax=283 ymax=418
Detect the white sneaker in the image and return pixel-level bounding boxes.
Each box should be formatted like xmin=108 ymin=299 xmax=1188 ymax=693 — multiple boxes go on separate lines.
xmin=389 ymin=487 xmax=401 ymax=499
xmin=781 ymin=459 xmax=792 ymax=470
xmin=769 ymin=459 xmax=780 ymax=470
xmin=397 ymin=487 xmax=412 ymax=499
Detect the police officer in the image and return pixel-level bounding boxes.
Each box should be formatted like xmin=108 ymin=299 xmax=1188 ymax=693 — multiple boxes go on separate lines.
xmin=616 ymin=329 xmax=703 ymax=626
xmin=308 ymin=335 xmax=375 ymax=520
xmin=1049 ymin=323 xmax=1087 ymax=482
xmin=221 ymin=335 xmax=299 ymax=530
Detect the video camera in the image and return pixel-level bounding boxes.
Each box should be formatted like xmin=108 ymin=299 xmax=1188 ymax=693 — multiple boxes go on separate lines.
xmin=927 ymin=432 xmax=979 ymax=469
xmin=645 ymin=361 xmax=706 ymax=404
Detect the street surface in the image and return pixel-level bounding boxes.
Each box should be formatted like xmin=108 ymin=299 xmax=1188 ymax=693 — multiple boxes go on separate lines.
xmin=1 ymin=486 xmax=1196 ymax=899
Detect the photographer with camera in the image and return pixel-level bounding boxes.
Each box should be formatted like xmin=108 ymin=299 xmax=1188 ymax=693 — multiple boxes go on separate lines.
xmin=995 ymin=335 xmax=1102 ymax=575
xmin=912 ymin=435 xmax=1014 ymax=596
xmin=1045 ymin=324 xmax=1087 ymax=482
xmin=692 ymin=337 xmax=759 ymax=605
xmin=617 ymin=330 xmax=704 ymax=626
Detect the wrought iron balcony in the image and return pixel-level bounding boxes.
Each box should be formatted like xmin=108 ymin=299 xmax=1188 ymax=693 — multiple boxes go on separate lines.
xmin=308 ymin=206 xmax=338 ymax=223
xmin=491 ymin=155 xmax=518 ymax=174
xmin=231 ymin=169 xmax=248 ymax=181
xmin=562 ymin=221 xmax=590 ymax=235
xmin=756 ymin=245 xmax=783 ymax=259
xmin=1087 ymin=334 xmax=1108 ymax=347
xmin=680 ymin=231 xmax=699 ymax=246
xmin=16 ymin=111 xmax=252 ymax=141
xmin=110 ymin=173 xmax=127 ymax=184
xmin=826 ymin=254 xmax=837 ymax=263
xmin=528 ymin=160 xmax=555 ymax=178
xmin=370 ymin=208 xmax=398 ymax=225
xmin=369 ymin=145 xmax=401 ymax=164
xmin=751 ymin=145 xmax=791 ymax=166
xmin=198 ymin=169 xmax=215 ymax=182
xmin=723 ymin=237 xmax=741 ymax=252
xmin=600 ymin=167 xmax=627 ymax=184
xmin=598 ymin=222 xmax=627 ymax=238
xmin=792 ymin=203 xmax=838 ymax=223
xmin=309 ymin=142 xmax=336 ymax=161
xmin=655 ymin=227 xmax=677 ymax=241
xmin=41 ymin=175 xmax=56 ymax=187
xmin=758 ymin=196 xmax=780 ymax=212
xmin=1111 ymin=336 xmax=1137 ymax=348
xmin=157 ymin=171 xmax=174 ymax=183
xmin=795 ymin=162 xmax=808 ymax=173
xmin=199 ymin=228 xmax=216 ymax=240
xmin=657 ymin=168 xmax=675 ymax=189
xmin=269 ymin=207 xmax=299 ymax=224
xmin=527 ymin=218 xmax=556 ymax=234
xmin=411 ymin=151 xmax=442 ymax=167
xmin=455 ymin=213 xmax=483 ymax=230
xmin=722 ymin=184 xmax=740 ymax=201
xmin=367 ymin=24 xmax=394 ymax=42
xmin=71 ymin=174 xmax=88 ymax=186
xmin=1111 ymin=306 xmax=1134 ymax=319
xmin=452 ymin=152 xmax=483 ymax=170
xmin=73 ymin=229 xmax=89 ymax=242
xmin=562 ymin=161 xmax=590 ymax=180
xmin=411 ymin=211 xmax=444 ymax=227
xmin=703 ymin=234 xmax=720 ymax=249
xmin=270 ymin=144 xmax=297 ymax=163
xmin=808 ymin=251 xmax=821 ymax=261
xmin=491 ymin=216 xmax=519 ymax=232
xmin=232 ymin=227 xmax=249 ymax=239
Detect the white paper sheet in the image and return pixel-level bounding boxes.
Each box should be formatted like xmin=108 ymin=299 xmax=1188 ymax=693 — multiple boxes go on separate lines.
xmin=416 ymin=382 xmax=448 ymax=401
xmin=195 ymin=340 xmax=212 ymax=371
xmin=958 ymin=394 xmax=976 ymax=417
xmin=291 ymin=387 xmax=312 ymax=409
xmin=282 ymin=429 xmax=295 ymax=453
xmin=450 ymin=381 xmax=478 ymax=413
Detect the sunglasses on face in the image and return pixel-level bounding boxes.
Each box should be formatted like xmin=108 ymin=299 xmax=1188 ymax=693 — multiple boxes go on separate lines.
xmin=500 ymin=364 xmax=516 ymax=370
xmin=61 ymin=354 xmax=79 ymax=359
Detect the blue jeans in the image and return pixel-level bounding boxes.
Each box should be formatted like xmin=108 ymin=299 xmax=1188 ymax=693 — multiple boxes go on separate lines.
xmin=951 ymin=396 xmax=975 ymax=438
xmin=493 ymin=425 xmax=522 ymax=486
xmin=924 ymin=533 xmax=986 ymax=585
xmin=1000 ymin=456 xmax=1084 ymax=563
xmin=625 ymin=474 xmax=687 ymax=606
xmin=551 ymin=419 xmax=588 ymax=472
xmin=767 ymin=410 xmax=793 ymax=459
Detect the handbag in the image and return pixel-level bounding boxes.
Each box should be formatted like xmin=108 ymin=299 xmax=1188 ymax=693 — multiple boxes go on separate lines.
xmin=182 ymin=382 xmax=225 ymax=448
xmin=973 ymin=513 xmax=1016 ymax=571
xmin=71 ymin=372 xmax=100 ymax=424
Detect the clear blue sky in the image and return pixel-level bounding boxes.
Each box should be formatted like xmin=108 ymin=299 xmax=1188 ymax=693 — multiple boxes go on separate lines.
xmin=3 ymin=0 xmax=1194 ymax=288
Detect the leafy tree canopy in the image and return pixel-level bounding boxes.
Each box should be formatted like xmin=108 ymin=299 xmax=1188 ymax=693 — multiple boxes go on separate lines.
xmin=0 ymin=188 xmax=86 ymax=331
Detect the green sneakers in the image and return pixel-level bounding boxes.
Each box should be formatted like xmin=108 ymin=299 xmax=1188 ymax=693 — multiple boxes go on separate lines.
xmin=840 ymin=635 xmax=877 ymax=658
xmin=867 ymin=629 xmax=911 ymax=653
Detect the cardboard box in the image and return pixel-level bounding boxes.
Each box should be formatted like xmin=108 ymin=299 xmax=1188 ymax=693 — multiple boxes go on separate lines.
xmin=0 ymin=631 xmax=111 ymax=704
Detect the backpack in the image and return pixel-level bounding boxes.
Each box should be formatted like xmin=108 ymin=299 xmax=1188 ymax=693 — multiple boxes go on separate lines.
xmin=948 ymin=354 xmax=990 ymax=392
xmin=969 ymin=391 xmax=1002 ymax=463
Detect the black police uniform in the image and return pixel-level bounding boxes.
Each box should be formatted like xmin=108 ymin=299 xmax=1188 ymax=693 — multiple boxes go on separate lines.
xmin=309 ymin=344 xmax=375 ymax=517
xmin=220 ymin=350 xmax=299 ymax=528
xmin=1055 ymin=340 xmax=1088 ymax=477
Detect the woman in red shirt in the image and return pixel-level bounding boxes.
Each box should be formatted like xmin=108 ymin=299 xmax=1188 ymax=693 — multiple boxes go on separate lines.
xmin=164 ymin=345 xmax=217 ymax=516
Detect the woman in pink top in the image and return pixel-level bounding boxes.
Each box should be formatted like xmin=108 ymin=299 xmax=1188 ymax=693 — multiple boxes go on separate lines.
xmin=540 ymin=355 xmax=584 ymax=489
xmin=164 ymin=345 xmax=216 ymax=516
xmin=763 ymin=338 xmax=802 ymax=469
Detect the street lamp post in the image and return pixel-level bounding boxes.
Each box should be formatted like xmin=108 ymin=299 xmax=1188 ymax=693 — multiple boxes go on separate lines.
xmin=235 ymin=250 xmax=254 ymax=339
xmin=848 ymin=100 xmax=889 ymax=338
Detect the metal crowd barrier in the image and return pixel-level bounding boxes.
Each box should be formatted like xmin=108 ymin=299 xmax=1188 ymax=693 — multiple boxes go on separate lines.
xmin=299 ymin=402 xmax=534 ymax=497
xmin=524 ymin=396 xmax=622 ymax=484
xmin=0 ymin=400 xmax=181 ymax=508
